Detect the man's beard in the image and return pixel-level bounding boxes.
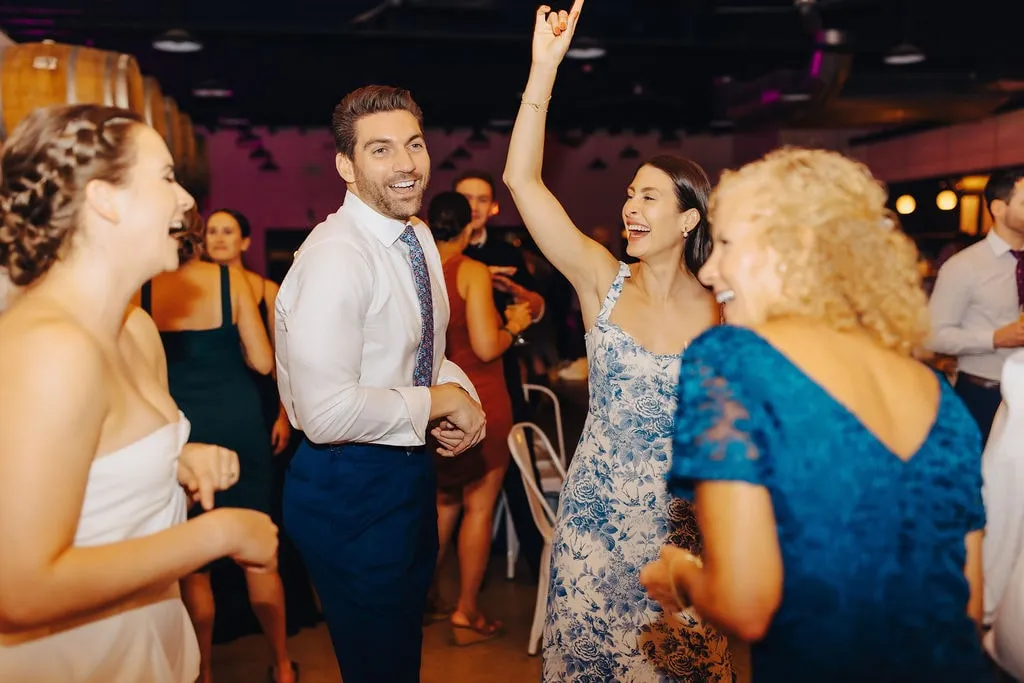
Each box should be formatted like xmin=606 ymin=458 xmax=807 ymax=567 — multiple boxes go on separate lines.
xmin=354 ymin=163 xmax=430 ymax=221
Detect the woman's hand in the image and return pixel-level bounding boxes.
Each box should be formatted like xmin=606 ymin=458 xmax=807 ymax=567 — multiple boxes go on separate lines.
xmin=178 ymin=443 xmax=240 ymax=511
xmin=532 ymin=1 xmax=585 ymax=68
xmin=214 ymin=508 xmax=279 ymax=573
xmin=270 ymin=411 xmax=292 ymax=455
xmin=640 ymin=546 xmax=702 ymax=613
xmin=504 ymin=302 xmax=534 ymax=337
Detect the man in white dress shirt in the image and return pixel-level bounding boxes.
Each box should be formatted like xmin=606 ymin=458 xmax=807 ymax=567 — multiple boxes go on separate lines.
xmin=275 ymin=85 xmax=486 ymax=683
xmin=928 ymin=168 xmax=1024 ymax=441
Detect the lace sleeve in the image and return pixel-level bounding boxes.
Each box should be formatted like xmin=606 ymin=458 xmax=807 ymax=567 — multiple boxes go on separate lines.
xmin=668 ymin=331 xmax=768 ymax=500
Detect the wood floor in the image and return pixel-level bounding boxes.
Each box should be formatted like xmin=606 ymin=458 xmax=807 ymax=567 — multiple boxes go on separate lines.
xmin=210 ymin=552 xmax=750 ymax=683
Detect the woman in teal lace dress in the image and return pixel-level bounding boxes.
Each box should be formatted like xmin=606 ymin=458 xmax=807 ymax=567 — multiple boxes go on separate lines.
xmin=641 ymin=148 xmax=991 ymax=682
xmin=503 ymin=3 xmax=731 ymax=680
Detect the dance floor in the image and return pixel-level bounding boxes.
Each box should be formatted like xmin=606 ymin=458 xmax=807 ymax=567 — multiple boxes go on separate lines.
xmin=212 ymin=375 xmax=752 ymax=682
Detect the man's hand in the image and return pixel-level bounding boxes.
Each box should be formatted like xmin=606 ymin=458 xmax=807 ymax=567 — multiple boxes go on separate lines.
xmin=428 ymin=385 xmax=486 ymax=457
xmin=431 ymin=420 xmax=466 ymax=457
xmin=994 ymin=319 xmax=1024 ymax=349
xmin=178 ymin=443 xmax=240 ymax=511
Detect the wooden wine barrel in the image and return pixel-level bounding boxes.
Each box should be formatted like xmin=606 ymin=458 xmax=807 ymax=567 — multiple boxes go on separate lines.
xmin=142 ymin=76 xmax=167 ymax=142
xmin=0 ymin=41 xmax=145 ymax=140
xmin=162 ymin=95 xmax=182 ymax=165
xmin=187 ymin=133 xmax=210 ymax=199
xmin=176 ymin=112 xmax=197 ymax=184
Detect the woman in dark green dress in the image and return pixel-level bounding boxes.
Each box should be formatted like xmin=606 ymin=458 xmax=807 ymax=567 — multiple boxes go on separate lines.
xmin=143 ymin=212 xmax=297 ymax=683
xmin=205 ymin=209 xmax=321 ymax=641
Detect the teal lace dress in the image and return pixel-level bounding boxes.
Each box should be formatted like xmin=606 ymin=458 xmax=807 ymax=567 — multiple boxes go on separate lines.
xmin=668 ymin=325 xmax=991 ymax=683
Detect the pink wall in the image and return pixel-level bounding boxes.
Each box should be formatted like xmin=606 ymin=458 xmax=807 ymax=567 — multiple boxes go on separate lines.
xmin=204 ymin=109 xmax=1024 ymax=276
xmin=842 ymin=109 xmax=1024 ymax=182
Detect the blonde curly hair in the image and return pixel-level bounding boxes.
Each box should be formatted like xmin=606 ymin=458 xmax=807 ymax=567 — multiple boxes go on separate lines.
xmin=710 ymin=146 xmax=929 ymax=356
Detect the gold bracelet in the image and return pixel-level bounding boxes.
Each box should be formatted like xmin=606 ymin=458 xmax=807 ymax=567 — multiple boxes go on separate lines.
xmin=668 ymin=551 xmax=703 ymax=608
xmin=520 ymin=95 xmax=551 ymax=113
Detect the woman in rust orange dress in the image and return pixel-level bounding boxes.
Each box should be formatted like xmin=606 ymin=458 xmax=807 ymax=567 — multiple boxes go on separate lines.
xmin=425 ymin=191 xmax=534 ymax=645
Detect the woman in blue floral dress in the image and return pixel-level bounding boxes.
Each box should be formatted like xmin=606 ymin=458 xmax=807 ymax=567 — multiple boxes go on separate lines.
xmin=503 ymin=3 xmax=732 ymax=680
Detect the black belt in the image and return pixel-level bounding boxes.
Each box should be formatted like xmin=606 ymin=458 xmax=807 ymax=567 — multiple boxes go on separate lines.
xmin=305 ymin=440 xmax=425 ymax=455
xmin=957 ymin=372 xmax=1000 ymax=390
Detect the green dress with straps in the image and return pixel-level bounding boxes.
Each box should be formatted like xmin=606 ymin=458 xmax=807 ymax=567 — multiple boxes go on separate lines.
xmin=142 ymin=264 xmax=272 ymax=516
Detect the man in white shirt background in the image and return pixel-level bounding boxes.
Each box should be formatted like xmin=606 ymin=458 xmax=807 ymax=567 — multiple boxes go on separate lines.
xmin=928 ymin=168 xmax=1024 ymax=442
xmin=274 ymin=85 xmax=486 ymax=683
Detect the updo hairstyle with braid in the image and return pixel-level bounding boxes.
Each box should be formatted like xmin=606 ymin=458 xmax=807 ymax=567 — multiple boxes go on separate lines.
xmin=0 ymin=104 xmax=143 ymax=287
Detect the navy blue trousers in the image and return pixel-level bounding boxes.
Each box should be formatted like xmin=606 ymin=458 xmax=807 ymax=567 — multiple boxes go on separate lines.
xmin=283 ymin=440 xmax=438 ymax=683
xmin=954 ymin=379 xmax=1002 ymax=444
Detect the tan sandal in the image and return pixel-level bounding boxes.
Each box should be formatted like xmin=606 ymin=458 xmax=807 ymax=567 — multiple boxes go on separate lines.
xmin=449 ymin=614 xmax=505 ymax=647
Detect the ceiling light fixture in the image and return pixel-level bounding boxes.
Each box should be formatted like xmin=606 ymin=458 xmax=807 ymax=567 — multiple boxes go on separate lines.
xmin=153 ymin=29 xmax=203 ymax=53
xmin=566 ymin=38 xmax=606 ymax=60
xmin=884 ymin=42 xmax=925 ymax=66
xmin=193 ymin=80 xmax=232 ymax=98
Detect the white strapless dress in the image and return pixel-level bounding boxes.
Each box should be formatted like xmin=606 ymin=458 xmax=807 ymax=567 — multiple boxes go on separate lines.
xmin=0 ymin=413 xmax=201 ymax=682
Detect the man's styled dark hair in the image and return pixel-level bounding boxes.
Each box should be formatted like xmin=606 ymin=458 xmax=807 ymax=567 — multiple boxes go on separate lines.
xmin=453 ymin=169 xmax=496 ymax=196
xmin=331 ymin=85 xmax=424 ymax=159
xmin=984 ymin=167 xmax=1024 ymax=218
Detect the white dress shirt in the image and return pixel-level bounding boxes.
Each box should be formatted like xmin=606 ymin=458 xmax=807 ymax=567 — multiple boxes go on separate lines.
xmin=928 ymin=230 xmax=1020 ymax=381
xmin=982 ymin=349 xmax=1024 ymax=623
xmin=275 ymin=192 xmax=478 ymax=447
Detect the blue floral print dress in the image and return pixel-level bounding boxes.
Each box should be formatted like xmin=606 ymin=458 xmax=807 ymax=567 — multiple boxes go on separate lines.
xmin=543 ymin=263 xmax=732 ymax=682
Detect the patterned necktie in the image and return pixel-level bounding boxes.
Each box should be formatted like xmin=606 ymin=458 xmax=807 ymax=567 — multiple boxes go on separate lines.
xmin=399 ymin=225 xmax=435 ymax=387
xmin=1012 ymin=250 xmax=1024 ymax=308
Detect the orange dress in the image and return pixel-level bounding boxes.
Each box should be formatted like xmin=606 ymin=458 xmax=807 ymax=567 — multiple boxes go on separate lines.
xmin=435 ymin=254 xmax=514 ymax=489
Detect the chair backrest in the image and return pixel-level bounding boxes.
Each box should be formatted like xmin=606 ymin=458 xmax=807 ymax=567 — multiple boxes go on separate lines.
xmin=522 ymin=383 xmax=566 ymax=468
xmin=507 ymin=422 xmax=557 ymax=542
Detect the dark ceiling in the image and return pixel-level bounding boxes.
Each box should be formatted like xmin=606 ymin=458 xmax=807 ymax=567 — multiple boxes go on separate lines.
xmin=2 ymin=0 xmax=1022 ymax=134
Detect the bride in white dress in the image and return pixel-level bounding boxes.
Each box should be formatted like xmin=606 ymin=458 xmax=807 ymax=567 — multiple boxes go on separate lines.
xmin=0 ymin=104 xmax=279 ymax=682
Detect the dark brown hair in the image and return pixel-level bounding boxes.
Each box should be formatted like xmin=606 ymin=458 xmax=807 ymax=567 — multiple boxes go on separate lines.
xmin=427 ymin=191 xmax=472 ymax=243
xmin=641 ymin=155 xmax=713 ymax=275
xmin=453 ymin=169 xmax=496 ymax=197
xmin=207 ymin=207 xmax=252 ymax=237
xmin=331 ymin=85 xmax=424 ymax=159
xmin=984 ymin=167 xmax=1024 ymax=218
xmin=0 ymin=104 xmax=142 ymax=286
xmin=178 ymin=206 xmax=204 ymax=263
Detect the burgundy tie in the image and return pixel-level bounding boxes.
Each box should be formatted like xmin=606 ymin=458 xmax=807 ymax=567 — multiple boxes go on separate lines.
xmin=1013 ymin=250 xmax=1024 ymax=308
